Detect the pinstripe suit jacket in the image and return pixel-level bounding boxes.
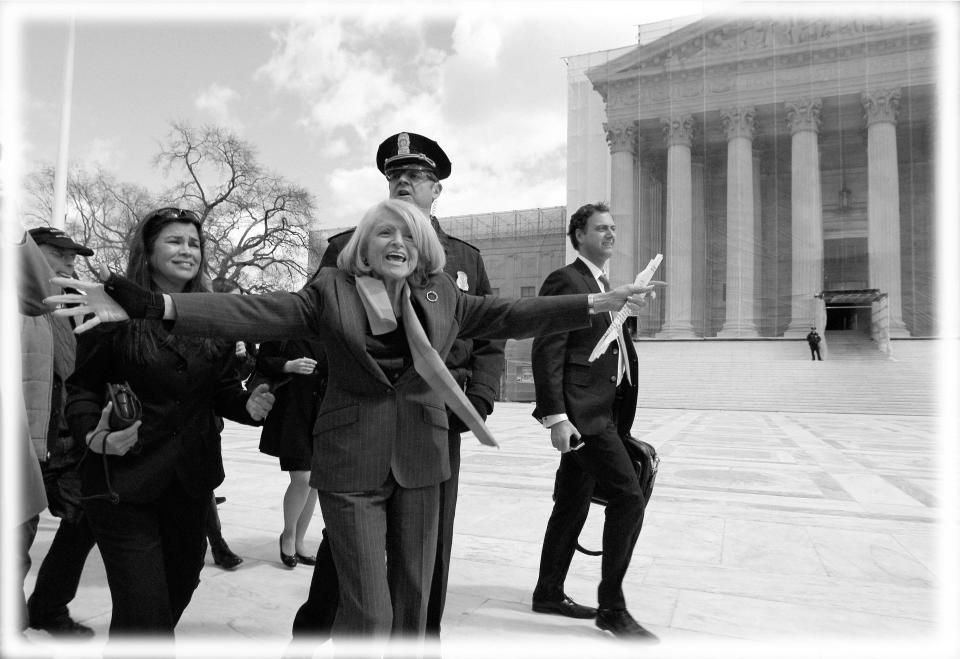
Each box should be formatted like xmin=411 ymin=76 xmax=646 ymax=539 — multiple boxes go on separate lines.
xmin=170 ymin=269 xmax=589 ymax=492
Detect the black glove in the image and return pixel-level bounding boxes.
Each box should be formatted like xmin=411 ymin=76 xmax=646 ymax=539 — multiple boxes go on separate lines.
xmin=467 ymin=394 xmax=492 ymax=420
xmin=103 ymin=273 xmax=165 ymax=320
xmin=449 ymin=394 xmax=492 ymax=435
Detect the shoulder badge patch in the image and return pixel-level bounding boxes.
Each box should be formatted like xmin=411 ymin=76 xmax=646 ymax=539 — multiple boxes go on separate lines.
xmin=456 ymin=271 xmax=469 ymax=291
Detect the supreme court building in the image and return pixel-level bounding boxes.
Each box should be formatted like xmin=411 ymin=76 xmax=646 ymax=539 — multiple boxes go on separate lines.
xmin=566 ymin=12 xmax=940 ymax=341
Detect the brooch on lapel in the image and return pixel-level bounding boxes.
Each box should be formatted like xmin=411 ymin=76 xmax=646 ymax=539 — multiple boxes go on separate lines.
xmin=456 ymin=271 xmax=469 ymax=291
xmin=425 ymin=290 xmax=439 ymax=303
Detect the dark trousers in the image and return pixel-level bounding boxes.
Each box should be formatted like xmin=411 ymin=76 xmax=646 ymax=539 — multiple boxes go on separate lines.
xmin=205 ymin=492 xmax=223 ymax=543
xmin=292 ymin=429 xmax=461 ymax=638
xmin=27 ymin=514 xmax=97 ymax=624
xmin=17 ymin=515 xmax=40 ymax=631
xmin=84 ymin=478 xmax=210 ymax=636
xmin=810 ymin=344 xmax=822 ymax=360
xmin=533 ymin=419 xmax=645 ymax=610
xmin=316 ymin=473 xmax=439 ymax=640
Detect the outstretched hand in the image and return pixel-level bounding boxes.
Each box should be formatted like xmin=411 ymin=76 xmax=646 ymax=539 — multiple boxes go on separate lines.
xmin=594 ymin=280 xmax=667 ymax=315
xmin=45 ymin=265 xmax=158 ymax=333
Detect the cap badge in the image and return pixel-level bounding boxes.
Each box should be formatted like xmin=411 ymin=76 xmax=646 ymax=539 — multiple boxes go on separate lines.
xmin=397 ymin=132 xmax=411 ymax=155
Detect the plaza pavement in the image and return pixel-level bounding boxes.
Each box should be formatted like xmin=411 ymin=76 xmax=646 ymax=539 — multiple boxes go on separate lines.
xmin=18 ymin=402 xmax=956 ymax=659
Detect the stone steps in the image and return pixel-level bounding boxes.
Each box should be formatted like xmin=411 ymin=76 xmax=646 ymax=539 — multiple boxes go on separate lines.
xmin=632 ymin=334 xmax=939 ymax=416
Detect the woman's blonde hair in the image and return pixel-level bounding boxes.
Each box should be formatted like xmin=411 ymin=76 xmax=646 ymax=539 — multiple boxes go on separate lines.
xmin=337 ymin=199 xmax=445 ymax=286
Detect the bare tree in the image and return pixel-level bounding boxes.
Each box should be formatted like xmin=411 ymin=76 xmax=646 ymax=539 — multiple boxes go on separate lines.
xmin=154 ymin=121 xmax=315 ymax=292
xmin=23 ymin=164 xmax=153 ymax=280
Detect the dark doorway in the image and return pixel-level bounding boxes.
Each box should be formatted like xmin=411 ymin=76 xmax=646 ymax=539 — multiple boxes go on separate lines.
xmin=826 ymin=304 xmax=871 ymax=331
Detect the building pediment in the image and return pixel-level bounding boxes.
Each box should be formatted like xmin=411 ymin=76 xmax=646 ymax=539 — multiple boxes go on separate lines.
xmin=593 ymin=15 xmax=932 ymax=80
xmin=588 ymin=13 xmax=936 ymax=118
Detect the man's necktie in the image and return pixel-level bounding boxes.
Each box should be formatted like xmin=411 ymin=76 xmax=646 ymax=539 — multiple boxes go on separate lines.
xmin=598 ymin=274 xmax=631 ymax=386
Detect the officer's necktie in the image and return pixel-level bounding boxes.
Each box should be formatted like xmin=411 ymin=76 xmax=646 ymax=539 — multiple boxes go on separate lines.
xmin=598 ymin=274 xmax=631 ymax=386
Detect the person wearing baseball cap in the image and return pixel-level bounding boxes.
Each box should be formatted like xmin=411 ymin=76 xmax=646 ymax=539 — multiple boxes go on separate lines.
xmin=28 ymin=227 xmax=93 ymax=278
xmin=20 ymin=226 xmax=98 ymax=637
xmin=292 ymin=132 xmax=504 ymax=645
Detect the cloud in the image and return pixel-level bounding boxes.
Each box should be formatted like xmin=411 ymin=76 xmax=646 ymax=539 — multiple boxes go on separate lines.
xmin=253 ymin=6 xmax=657 ymax=227
xmin=195 ymin=83 xmax=241 ymax=128
xmin=450 ymin=14 xmax=504 ymax=66
xmin=79 ymin=136 xmax=123 ymax=168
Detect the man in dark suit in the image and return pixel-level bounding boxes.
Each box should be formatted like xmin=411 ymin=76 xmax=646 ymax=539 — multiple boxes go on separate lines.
xmin=531 ymin=202 xmax=658 ymax=640
xmin=291 ymin=132 xmax=505 ymax=639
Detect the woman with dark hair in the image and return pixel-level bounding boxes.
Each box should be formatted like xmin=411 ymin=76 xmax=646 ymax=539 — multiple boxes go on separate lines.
xmin=50 ymin=198 xmax=652 ymax=648
xmin=255 ymin=338 xmax=326 ymax=568
xmin=62 ymin=207 xmax=275 ymax=637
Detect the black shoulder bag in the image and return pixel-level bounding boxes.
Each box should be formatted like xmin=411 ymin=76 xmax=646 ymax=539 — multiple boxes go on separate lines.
xmin=79 ymin=382 xmax=143 ymax=504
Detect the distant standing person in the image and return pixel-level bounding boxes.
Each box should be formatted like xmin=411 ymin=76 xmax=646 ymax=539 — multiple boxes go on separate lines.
xmin=256 ymin=338 xmax=327 ymax=568
xmin=806 ymin=327 xmax=823 ymax=361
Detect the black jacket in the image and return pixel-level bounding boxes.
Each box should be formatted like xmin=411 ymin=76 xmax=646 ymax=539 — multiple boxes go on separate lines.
xmin=66 ymin=322 xmax=259 ymax=503
xmin=256 ymin=338 xmax=327 ymax=462
xmin=532 ymin=259 xmax=639 ymax=438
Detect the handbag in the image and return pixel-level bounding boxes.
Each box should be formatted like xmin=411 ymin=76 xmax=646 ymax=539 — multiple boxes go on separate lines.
xmin=106 ymin=381 xmax=142 ymax=431
xmin=79 ymin=382 xmax=142 ymax=505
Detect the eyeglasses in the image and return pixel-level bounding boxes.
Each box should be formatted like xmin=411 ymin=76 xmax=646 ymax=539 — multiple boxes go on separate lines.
xmin=385 ymin=168 xmax=438 ymax=183
xmin=148 ymin=207 xmax=202 ymax=222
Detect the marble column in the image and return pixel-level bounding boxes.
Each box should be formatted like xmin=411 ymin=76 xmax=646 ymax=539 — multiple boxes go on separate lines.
xmin=658 ymin=114 xmax=696 ymax=338
xmin=718 ymin=106 xmax=760 ymax=337
xmin=639 ymin=163 xmax=664 ymax=335
xmin=784 ymin=97 xmax=824 ymax=337
xmin=691 ymin=158 xmax=706 ymax=336
xmin=604 ymin=119 xmax=638 ymax=288
xmin=862 ymin=88 xmax=909 ymax=336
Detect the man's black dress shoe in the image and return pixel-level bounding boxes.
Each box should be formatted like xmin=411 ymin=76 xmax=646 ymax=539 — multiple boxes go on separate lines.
xmin=595 ymin=608 xmax=659 ymax=641
xmin=531 ymin=594 xmax=597 ymax=619
xmin=295 ymin=552 xmax=317 ymax=566
xmin=280 ymin=536 xmax=298 ymax=568
xmin=29 ymin=613 xmax=95 ymax=638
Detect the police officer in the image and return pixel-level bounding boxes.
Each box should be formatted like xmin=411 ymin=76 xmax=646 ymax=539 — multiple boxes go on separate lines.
xmin=291 ymin=132 xmax=505 ymax=639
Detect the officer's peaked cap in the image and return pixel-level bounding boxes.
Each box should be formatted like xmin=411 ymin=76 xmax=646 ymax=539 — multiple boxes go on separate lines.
xmin=376 ymin=132 xmax=451 ymax=180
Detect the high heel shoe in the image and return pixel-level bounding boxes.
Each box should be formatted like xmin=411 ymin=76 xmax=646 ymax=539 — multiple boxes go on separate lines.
xmin=280 ymin=535 xmax=298 ymax=568
xmin=295 ymin=552 xmax=317 ymax=566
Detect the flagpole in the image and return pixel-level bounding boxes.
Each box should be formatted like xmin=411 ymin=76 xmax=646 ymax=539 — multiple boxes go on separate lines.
xmin=51 ymin=19 xmax=75 ymax=230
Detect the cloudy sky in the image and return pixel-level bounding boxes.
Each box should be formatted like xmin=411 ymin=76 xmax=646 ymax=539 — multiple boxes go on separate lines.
xmin=5 ymin=0 xmax=719 ymax=231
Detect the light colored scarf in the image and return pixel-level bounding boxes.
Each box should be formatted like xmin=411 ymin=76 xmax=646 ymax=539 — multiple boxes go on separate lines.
xmin=355 ymin=276 xmax=498 ymax=448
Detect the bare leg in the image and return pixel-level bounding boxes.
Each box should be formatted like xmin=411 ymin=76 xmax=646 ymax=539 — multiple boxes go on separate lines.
xmin=294 ymin=488 xmax=318 ymax=556
xmin=281 ymin=470 xmax=313 ymax=556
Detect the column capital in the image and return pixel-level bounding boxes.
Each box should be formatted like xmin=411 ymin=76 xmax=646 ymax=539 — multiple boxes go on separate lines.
xmin=720 ymin=106 xmax=757 ymax=141
xmin=661 ymin=114 xmax=696 ymax=148
xmin=861 ymin=88 xmax=902 ymax=127
xmin=784 ymin=97 xmax=823 ymax=135
xmin=603 ymin=120 xmax=638 ymax=155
